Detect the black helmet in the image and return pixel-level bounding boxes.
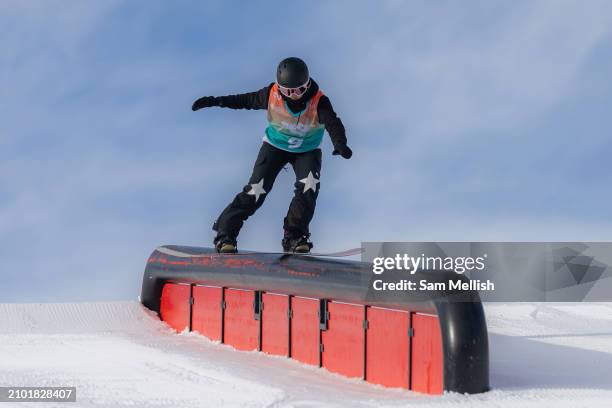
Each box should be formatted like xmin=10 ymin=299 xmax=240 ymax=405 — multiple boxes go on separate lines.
xmin=276 ymin=57 xmax=309 ymax=88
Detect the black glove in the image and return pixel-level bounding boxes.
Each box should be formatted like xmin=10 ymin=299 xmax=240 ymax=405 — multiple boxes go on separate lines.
xmin=192 ymin=96 xmax=218 ymax=111
xmin=332 ymin=145 xmax=352 ymax=159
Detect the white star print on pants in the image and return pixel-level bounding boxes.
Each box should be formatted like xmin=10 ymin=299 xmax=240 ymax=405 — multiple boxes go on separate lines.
xmin=247 ymin=179 xmax=266 ymax=202
xmin=299 ymin=171 xmax=320 ymax=193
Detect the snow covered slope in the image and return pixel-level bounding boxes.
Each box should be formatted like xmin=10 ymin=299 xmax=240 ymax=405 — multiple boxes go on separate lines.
xmin=1 ymin=302 xmax=611 ymax=407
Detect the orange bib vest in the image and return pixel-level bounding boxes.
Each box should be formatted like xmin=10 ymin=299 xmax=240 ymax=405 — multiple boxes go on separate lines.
xmin=264 ymin=84 xmax=325 ymax=152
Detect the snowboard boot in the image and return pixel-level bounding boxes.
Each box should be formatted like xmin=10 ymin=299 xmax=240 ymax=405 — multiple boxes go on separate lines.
xmin=282 ymin=232 xmax=313 ymax=254
xmin=214 ymin=237 xmax=238 ymax=254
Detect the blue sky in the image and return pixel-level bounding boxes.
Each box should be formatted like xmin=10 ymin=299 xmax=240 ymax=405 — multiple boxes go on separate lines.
xmin=2 ymin=0 xmax=612 ymax=302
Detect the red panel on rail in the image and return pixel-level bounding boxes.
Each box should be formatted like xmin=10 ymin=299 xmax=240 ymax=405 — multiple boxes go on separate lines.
xmin=223 ymin=289 xmax=259 ymax=351
xmin=365 ymin=307 xmax=410 ymax=388
xmin=321 ymin=302 xmax=364 ymax=378
xmin=290 ymin=297 xmax=319 ymax=366
xmin=160 ymin=283 xmax=191 ymax=332
xmin=261 ymin=293 xmax=289 ymax=356
xmin=192 ymin=285 xmax=223 ymax=341
xmin=411 ymin=313 xmax=444 ymax=394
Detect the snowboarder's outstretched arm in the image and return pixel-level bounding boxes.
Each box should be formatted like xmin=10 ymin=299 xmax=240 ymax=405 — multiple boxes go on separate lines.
xmin=318 ymin=96 xmax=352 ymax=159
xmin=192 ymin=84 xmax=273 ymax=111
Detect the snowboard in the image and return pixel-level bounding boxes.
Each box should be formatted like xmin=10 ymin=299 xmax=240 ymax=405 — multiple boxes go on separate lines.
xmin=156 ymin=246 xmax=363 ymax=258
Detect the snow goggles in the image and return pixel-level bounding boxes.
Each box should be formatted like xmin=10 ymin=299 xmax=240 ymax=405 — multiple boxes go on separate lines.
xmin=277 ymin=79 xmax=311 ymax=99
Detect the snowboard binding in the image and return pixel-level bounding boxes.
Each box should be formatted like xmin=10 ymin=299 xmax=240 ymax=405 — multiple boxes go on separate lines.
xmin=282 ymin=233 xmax=313 ymax=254
xmin=215 ymin=238 xmax=238 ymax=254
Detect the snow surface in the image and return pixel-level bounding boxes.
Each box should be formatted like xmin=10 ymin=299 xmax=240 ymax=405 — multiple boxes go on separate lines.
xmin=1 ymin=301 xmax=611 ymax=408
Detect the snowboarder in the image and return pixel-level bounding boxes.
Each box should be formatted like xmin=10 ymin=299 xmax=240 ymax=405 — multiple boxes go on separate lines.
xmin=192 ymin=57 xmax=352 ymax=254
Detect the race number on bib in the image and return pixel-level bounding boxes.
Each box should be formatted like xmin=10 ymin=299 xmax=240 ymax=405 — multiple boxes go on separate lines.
xmin=287 ymin=137 xmax=304 ymax=149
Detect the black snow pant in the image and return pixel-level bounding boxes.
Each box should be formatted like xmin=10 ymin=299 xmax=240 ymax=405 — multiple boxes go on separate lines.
xmin=213 ymin=143 xmax=322 ymax=245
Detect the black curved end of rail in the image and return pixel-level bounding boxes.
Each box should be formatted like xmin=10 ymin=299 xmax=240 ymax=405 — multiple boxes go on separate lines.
xmin=437 ymin=300 xmax=489 ymax=393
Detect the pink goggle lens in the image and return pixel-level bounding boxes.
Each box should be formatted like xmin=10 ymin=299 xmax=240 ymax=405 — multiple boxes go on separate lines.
xmin=277 ymin=79 xmax=311 ymax=98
